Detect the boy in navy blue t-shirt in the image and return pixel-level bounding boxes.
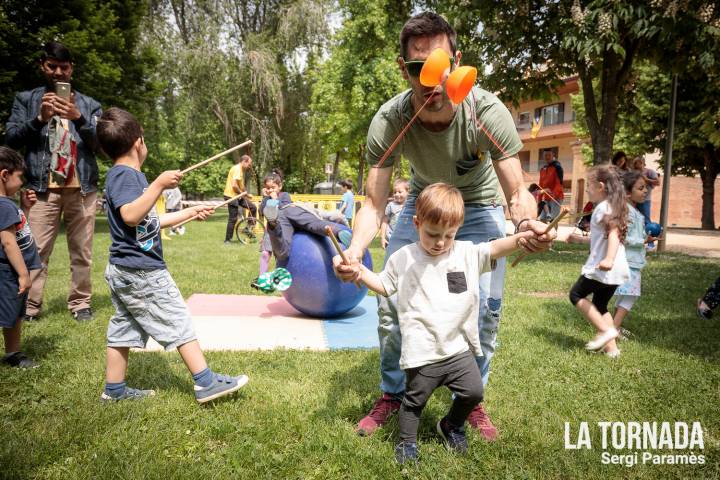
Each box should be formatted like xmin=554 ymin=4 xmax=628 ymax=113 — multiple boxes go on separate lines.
xmin=0 ymin=147 xmax=42 ymax=368
xmin=97 ymin=107 xmax=248 ymax=403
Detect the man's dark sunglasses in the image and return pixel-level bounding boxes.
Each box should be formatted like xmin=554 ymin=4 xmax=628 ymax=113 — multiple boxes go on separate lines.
xmin=403 ymin=56 xmax=456 ymax=77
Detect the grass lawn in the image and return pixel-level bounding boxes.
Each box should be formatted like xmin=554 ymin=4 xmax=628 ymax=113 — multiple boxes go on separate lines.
xmin=1 ymin=214 xmax=718 ymax=479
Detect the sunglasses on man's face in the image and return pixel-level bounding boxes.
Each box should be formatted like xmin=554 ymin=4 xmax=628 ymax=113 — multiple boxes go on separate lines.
xmin=403 ymin=56 xmax=456 ymax=77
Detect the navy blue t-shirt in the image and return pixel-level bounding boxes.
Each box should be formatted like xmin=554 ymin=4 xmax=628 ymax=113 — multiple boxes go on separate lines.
xmin=0 ymin=197 xmax=41 ymax=270
xmin=105 ymin=165 xmax=165 ymax=269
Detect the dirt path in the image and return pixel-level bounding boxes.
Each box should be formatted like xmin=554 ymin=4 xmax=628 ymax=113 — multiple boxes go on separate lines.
xmin=505 ymin=222 xmax=720 ymax=258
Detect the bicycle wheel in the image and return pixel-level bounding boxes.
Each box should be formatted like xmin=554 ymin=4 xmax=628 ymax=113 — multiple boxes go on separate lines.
xmin=234 ymin=217 xmax=258 ymax=244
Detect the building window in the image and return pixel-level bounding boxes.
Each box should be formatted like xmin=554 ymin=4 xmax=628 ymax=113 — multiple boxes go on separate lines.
xmin=517 ymin=111 xmax=531 ymax=130
xmin=534 ymin=102 xmax=565 ymax=126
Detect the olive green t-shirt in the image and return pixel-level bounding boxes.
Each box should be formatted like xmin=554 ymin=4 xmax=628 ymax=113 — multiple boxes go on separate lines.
xmin=366 ymin=86 xmax=523 ymax=205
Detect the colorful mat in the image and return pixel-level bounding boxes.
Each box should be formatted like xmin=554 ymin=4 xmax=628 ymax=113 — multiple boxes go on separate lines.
xmin=140 ymin=294 xmax=379 ymax=351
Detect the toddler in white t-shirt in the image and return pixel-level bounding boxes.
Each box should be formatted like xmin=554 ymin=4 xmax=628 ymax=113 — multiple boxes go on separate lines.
xmin=352 ymin=182 xmax=540 ymax=465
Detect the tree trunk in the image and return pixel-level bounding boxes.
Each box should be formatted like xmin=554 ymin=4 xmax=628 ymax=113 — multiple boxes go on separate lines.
xmin=357 ymin=144 xmax=365 ymax=194
xmin=212 ymin=99 xmax=242 ymax=163
xmin=331 ymin=151 xmax=341 ymax=194
xmin=700 ymin=144 xmax=718 ymax=230
xmin=578 ymin=40 xmax=638 ymax=165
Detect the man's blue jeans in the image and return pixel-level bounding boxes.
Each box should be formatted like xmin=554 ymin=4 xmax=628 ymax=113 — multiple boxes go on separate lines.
xmin=377 ymin=197 xmax=507 ymax=395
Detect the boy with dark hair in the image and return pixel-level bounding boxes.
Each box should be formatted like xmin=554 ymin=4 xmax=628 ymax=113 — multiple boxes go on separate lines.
xmin=339 ymin=179 xmax=355 ymax=225
xmin=97 ymin=107 xmax=248 ymax=402
xmin=0 ymin=147 xmax=41 ymax=368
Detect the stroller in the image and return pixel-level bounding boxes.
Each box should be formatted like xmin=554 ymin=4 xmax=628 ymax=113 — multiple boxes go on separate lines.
xmin=575 ymin=201 xmax=593 ymax=234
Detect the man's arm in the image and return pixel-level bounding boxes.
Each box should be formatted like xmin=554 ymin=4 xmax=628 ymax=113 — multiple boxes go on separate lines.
xmin=554 ymin=161 xmax=564 ymax=184
xmin=333 ymin=166 xmax=392 ymax=281
xmin=233 ymin=179 xmax=243 ymax=194
xmin=494 ymin=156 xmax=539 ymax=225
xmin=494 ymin=156 xmax=556 ymax=252
xmin=5 ymin=93 xmax=46 ymax=149
xmin=347 ymin=167 xmax=391 ymax=252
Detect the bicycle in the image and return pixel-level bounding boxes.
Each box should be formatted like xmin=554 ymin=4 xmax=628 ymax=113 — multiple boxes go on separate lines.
xmin=233 ymin=207 xmax=263 ymax=244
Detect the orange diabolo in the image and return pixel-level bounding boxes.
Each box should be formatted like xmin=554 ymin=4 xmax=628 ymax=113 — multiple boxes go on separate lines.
xmin=419 ymin=48 xmax=450 ymax=87
xmin=446 ymin=66 xmax=477 ymax=105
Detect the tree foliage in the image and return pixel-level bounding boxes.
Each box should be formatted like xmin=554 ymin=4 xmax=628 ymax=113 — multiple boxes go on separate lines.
xmin=144 ymin=0 xmax=331 ymax=196
xmin=434 ymin=0 xmax=720 ymax=165
xmin=0 ymin=0 xmax=160 ymax=141
xmin=307 ymin=0 xmax=411 ymax=192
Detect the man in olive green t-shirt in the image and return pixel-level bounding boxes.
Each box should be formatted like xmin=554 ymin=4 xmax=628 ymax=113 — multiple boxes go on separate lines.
xmin=333 ymin=12 xmax=555 ymax=441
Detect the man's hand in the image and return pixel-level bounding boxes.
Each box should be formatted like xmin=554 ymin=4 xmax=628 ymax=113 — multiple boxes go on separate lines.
xmin=52 ymin=94 xmax=81 ymax=121
xmin=157 ymin=170 xmax=183 ymax=189
xmin=20 ymin=190 xmax=37 ymax=210
xmin=18 ymin=273 xmax=31 ymax=296
xmin=38 ymin=93 xmax=56 ymax=123
xmin=191 ymin=205 xmax=215 ymax=221
xmin=332 ymin=245 xmax=363 ymax=283
xmin=516 ymin=219 xmax=556 ymax=253
xmin=380 ymin=237 xmax=389 ymax=249
xmin=597 ymin=259 xmax=614 ymax=271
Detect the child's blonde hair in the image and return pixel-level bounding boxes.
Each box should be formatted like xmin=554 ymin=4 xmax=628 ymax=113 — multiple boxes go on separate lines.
xmin=393 ymin=178 xmax=409 ymax=190
xmin=415 ymin=183 xmax=464 ymax=227
xmin=587 ymin=164 xmax=628 ymax=241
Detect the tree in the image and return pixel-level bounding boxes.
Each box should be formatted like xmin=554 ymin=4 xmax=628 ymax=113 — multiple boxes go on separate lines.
xmin=433 ymin=0 xmax=718 ymax=165
xmin=0 ymin=0 xmax=160 ymax=143
xmin=145 ymin=0 xmax=331 ymax=196
xmin=307 ymin=0 xmax=411 ymax=193
xmin=570 ymin=6 xmax=720 ymax=230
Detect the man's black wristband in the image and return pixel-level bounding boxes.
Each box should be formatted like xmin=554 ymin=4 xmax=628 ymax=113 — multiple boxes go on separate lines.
xmin=514 ymin=218 xmax=532 ymax=234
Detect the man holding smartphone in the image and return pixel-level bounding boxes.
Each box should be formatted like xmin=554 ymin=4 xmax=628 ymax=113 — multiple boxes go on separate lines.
xmin=5 ymin=41 xmax=103 ymax=322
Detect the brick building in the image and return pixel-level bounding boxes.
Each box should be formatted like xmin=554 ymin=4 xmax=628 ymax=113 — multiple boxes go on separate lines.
xmin=507 ymin=77 xmax=720 ymax=228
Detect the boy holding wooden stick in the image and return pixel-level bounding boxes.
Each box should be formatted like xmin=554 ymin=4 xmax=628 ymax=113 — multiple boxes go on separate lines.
xmin=96 ymin=107 xmax=248 ymax=403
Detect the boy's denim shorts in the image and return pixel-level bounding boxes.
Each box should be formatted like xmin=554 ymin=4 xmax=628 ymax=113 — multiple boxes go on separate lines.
xmin=0 ymin=265 xmax=27 ymax=328
xmin=105 ymin=263 xmax=196 ymax=350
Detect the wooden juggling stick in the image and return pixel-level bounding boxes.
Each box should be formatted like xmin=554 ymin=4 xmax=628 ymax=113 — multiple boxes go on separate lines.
xmin=325 ymin=226 xmax=361 ymax=288
xmin=171 ymin=192 xmax=247 ymax=229
xmin=511 ymin=207 xmax=569 ymax=268
xmin=180 ymin=140 xmax=253 ymax=174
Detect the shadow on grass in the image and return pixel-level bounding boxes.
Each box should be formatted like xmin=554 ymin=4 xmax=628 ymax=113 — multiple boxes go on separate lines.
xmin=42 ymin=292 xmax=112 ymax=317
xmin=22 ymin=332 xmax=63 ymax=360
xmin=127 ymin=351 xmax=189 ymax=395
xmin=529 ymin=325 xmax=585 ymax=351
xmin=313 ymin=351 xmax=379 ymax=426
xmin=529 ymin=256 xmax=720 ymax=362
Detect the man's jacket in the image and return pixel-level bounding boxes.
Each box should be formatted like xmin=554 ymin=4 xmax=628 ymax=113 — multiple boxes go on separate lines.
xmin=5 ymin=86 xmax=102 ymax=193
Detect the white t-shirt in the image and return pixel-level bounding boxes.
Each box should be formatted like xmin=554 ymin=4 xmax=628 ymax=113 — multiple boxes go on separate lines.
xmin=384 ymin=201 xmax=404 ymax=238
xmin=378 ymin=241 xmax=492 ymax=369
xmin=581 ymin=200 xmax=630 ymax=285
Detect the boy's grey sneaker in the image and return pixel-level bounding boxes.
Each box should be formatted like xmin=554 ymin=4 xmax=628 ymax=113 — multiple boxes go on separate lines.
xmin=263 ymin=200 xmax=279 ymax=222
xmin=72 ymin=308 xmax=94 ymax=322
xmin=337 ymin=229 xmax=352 ymax=249
xmin=22 ymin=314 xmax=38 ymax=322
xmin=194 ymin=373 xmax=249 ymax=403
xmin=395 ymin=441 xmax=419 ymax=465
xmin=100 ymin=387 xmax=156 ymax=402
xmin=437 ymin=417 xmax=468 ymax=454
xmin=2 ymin=351 xmax=39 ymax=369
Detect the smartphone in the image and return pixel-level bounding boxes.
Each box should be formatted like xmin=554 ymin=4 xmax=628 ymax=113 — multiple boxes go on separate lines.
xmin=55 ymin=82 xmax=71 ymax=100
